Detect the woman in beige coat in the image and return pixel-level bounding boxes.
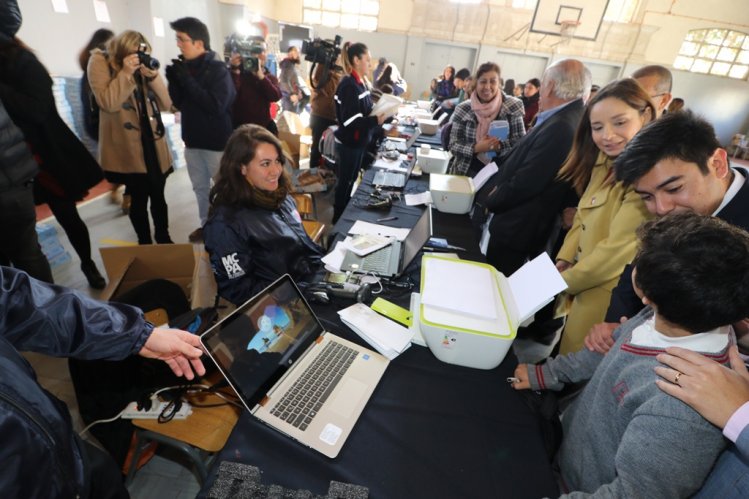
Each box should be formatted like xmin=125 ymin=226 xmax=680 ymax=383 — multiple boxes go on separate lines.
xmin=88 ymin=30 xmax=173 ymax=244
xmin=555 ymin=79 xmax=656 ymax=354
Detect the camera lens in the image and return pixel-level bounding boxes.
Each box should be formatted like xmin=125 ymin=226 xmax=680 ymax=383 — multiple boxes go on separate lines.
xmin=138 ymin=52 xmax=160 ymax=70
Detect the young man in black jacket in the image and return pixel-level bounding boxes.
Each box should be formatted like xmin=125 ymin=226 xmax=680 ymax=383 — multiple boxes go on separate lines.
xmin=166 ymin=17 xmax=236 ymax=243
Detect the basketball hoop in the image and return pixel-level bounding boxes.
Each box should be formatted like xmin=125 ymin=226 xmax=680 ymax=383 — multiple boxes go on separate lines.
xmin=559 ymin=20 xmax=580 ymax=41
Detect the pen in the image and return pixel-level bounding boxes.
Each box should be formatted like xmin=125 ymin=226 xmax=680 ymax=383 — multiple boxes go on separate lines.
xmin=506 ymin=377 xmax=520 ymax=384
xmin=376 ymin=216 xmax=398 ymax=222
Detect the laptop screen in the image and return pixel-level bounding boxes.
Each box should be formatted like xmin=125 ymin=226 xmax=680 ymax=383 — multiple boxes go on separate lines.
xmin=401 ymin=206 xmax=433 ymax=271
xmin=201 ymin=275 xmax=324 ymax=408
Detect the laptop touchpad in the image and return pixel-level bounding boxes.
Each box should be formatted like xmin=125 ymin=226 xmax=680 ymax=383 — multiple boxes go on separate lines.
xmin=330 ymin=378 xmax=367 ymax=417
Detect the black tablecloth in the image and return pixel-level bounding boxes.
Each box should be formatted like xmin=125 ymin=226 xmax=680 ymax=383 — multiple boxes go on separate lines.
xmin=199 ymin=170 xmax=558 ymax=499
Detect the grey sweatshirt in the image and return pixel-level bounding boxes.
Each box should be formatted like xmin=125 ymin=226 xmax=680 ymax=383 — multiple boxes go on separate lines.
xmin=527 ymin=307 xmax=730 ymax=498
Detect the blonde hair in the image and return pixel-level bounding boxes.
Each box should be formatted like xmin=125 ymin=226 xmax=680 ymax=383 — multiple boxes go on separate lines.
xmin=107 ymin=30 xmax=151 ymax=71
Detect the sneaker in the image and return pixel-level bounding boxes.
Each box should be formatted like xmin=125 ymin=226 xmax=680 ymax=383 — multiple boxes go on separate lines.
xmin=81 ymin=260 xmax=106 ymax=289
xmin=188 ymin=227 xmax=204 ymax=243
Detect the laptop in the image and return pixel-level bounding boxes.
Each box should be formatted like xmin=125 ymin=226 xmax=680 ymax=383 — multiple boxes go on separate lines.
xmin=386 ymin=127 xmax=422 ymax=153
xmin=200 ymin=275 xmax=389 ymax=458
xmin=372 ymin=154 xmax=416 ymax=189
xmin=340 ymin=206 xmax=432 ymax=277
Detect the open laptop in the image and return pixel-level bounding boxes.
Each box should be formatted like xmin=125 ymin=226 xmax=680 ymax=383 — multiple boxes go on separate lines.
xmin=386 ymin=127 xmax=421 ymax=153
xmin=200 ymin=275 xmax=389 ymax=458
xmin=372 ymin=154 xmax=416 ymax=189
xmin=340 ymin=206 xmax=432 ymax=277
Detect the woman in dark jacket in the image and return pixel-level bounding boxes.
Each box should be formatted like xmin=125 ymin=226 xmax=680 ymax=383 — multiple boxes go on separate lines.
xmin=332 ymin=41 xmax=385 ymax=223
xmin=522 ymin=77 xmax=541 ymax=129
xmin=0 ymin=30 xmax=106 ymax=288
xmin=203 ymin=125 xmax=324 ymax=305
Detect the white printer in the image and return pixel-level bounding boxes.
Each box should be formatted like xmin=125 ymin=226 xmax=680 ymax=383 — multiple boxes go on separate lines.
xmin=429 ymin=173 xmax=474 ymax=214
xmin=414 ymin=254 xmax=567 ymax=369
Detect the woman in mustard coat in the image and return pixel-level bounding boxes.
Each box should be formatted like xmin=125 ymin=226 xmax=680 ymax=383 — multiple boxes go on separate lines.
xmin=555 ymin=79 xmax=656 ymax=354
xmin=88 ymin=30 xmax=174 ymax=244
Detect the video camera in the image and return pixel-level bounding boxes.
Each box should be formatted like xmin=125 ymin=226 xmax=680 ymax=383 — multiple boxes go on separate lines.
xmin=137 ymin=43 xmax=160 ymax=70
xmin=301 ymin=35 xmax=342 ymax=90
xmin=224 ymin=33 xmax=266 ymax=73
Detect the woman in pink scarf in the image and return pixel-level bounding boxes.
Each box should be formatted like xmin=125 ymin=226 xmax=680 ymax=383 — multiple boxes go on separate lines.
xmin=447 ymin=62 xmax=525 ymax=176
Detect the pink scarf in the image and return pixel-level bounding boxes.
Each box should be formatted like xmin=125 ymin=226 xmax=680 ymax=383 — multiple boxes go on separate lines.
xmin=470 ymin=90 xmax=502 ymax=143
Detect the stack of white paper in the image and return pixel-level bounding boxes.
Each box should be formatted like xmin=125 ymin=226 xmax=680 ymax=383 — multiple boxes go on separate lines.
xmin=338 ymin=303 xmax=413 ymax=360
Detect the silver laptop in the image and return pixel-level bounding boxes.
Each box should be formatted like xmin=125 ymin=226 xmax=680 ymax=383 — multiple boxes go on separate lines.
xmin=372 ymin=154 xmax=416 ymax=189
xmin=200 ymin=275 xmax=389 ymax=458
xmin=340 ymin=206 xmax=432 ymax=277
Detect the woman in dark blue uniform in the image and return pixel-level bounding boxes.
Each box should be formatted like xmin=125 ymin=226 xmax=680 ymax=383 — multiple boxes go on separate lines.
xmin=332 ymin=42 xmax=385 ymax=223
xmin=203 ymin=125 xmax=324 ymax=305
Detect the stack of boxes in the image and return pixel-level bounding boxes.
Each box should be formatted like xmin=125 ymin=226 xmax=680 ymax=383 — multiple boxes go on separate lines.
xmin=36 ymin=223 xmax=71 ymax=271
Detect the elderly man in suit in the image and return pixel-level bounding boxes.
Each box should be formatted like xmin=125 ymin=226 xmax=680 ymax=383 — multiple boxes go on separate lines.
xmin=479 ymin=58 xmax=591 ymax=276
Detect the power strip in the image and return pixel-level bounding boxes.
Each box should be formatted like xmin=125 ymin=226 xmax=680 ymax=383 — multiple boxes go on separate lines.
xmin=120 ymin=401 xmax=192 ymax=420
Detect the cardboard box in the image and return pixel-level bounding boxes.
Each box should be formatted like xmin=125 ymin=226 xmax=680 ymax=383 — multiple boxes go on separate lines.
xmin=99 ymin=244 xmax=196 ymax=302
xmin=278 ymin=111 xmax=313 ymax=168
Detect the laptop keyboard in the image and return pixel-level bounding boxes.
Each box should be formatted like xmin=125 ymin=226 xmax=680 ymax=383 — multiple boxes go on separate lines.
xmin=373 ymin=170 xmax=405 ymax=187
xmin=360 ymin=245 xmax=393 ymax=274
xmin=270 ymin=341 xmax=358 ymax=431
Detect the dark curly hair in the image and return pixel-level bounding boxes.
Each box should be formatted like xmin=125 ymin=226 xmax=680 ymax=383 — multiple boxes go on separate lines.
xmin=634 ymin=212 xmax=749 ymax=333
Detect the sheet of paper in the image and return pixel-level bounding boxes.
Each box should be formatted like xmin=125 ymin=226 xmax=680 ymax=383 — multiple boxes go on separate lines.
xmin=473 ymin=162 xmax=498 ymax=192
xmin=420 ymin=258 xmax=498 ymax=320
xmin=370 ymin=94 xmax=403 ymax=119
xmin=508 ymin=253 xmax=568 ymax=323
xmin=349 ymin=221 xmax=410 ymax=241
xmin=322 ymin=239 xmax=350 ymax=272
xmin=339 ymin=303 xmax=413 ymax=360
xmin=405 ymin=191 xmax=433 ymax=206
xmin=372 ymin=154 xmax=409 ymax=172
xmin=344 ymin=234 xmax=393 ymax=256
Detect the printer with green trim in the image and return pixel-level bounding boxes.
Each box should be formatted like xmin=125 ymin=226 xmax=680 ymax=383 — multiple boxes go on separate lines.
xmin=416 ymin=254 xmax=567 ymax=369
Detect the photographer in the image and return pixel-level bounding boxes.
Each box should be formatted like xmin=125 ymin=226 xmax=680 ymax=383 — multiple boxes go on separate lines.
xmin=227 ymin=37 xmax=282 ymax=135
xmin=88 ymin=30 xmax=174 ymax=245
xmin=309 ymin=54 xmax=343 ymax=169
xmin=166 ymin=17 xmax=235 ymax=243
xmin=279 ymin=46 xmax=311 ymax=114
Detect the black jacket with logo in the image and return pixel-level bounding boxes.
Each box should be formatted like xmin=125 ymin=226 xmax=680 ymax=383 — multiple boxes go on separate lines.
xmin=203 ymin=196 xmax=325 ymax=305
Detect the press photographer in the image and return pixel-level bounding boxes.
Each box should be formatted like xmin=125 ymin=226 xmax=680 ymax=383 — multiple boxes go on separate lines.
xmin=279 ymin=45 xmax=311 ymax=114
xmin=224 ymin=34 xmax=281 ymax=135
xmin=304 ymin=35 xmax=344 ymax=169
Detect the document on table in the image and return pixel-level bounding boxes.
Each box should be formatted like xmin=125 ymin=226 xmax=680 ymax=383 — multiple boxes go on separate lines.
xmin=348 ymin=221 xmax=410 ymax=241
xmin=338 ymin=303 xmax=413 ymax=360
xmin=473 ymin=162 xmax=498 ymax=191
xmin=508 ymin=253 xmax=568 ymax=323
xmin=405 ymin=191 xmax=433 ymax=206
xmin=322 ymin=239 xmax=350 ymax=272
xmin=372 ymin=154 xmax=409 ymax=172
xmin=420 ymin=257 xmax=498 ymax=320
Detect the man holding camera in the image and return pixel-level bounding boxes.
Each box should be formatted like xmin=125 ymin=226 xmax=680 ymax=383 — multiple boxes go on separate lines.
xmin=280 ymin=46 xmax=311 ymax=114
xmin=228 ymin=39 xmax=282 ymax=136
xmin=166 ymin=17 xmax=235 ymax=243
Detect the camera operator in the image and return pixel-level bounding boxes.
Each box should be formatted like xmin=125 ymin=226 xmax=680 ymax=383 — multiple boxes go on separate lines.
xmin=227 ymin=37 xmax=282 ymax=135
xmin=88 ymin=30 xmax=174 ymax=245
xmin=166 ymin=17 xmax=235 ymax=243
xmin=279 ymin=46 xmax=311 ymax=114
xmin=309 ymin=54 xmax=343 ymax=169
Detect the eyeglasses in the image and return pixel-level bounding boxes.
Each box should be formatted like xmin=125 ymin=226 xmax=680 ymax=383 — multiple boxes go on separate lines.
xmin=650 ymin=93 xmax=667 ymax=99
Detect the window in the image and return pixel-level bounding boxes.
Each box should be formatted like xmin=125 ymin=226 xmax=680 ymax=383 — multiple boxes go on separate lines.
xmin=303 ymin=0 xmax=379 ymax=31
xmin=674 ymin=28 xmax=749 ymax=80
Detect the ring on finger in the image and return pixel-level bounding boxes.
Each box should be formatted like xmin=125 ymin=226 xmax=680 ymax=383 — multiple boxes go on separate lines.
xmin=674 ymin=371 xmax=682 ymax=385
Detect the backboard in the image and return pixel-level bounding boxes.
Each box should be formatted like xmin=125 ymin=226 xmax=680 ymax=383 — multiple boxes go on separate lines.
xmin=530 ymin=0 xmax=609 ymax=41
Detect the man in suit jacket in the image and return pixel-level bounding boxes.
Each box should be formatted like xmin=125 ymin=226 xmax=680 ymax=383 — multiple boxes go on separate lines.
xmin=480 ymin=59 xmax=591 ymax=275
